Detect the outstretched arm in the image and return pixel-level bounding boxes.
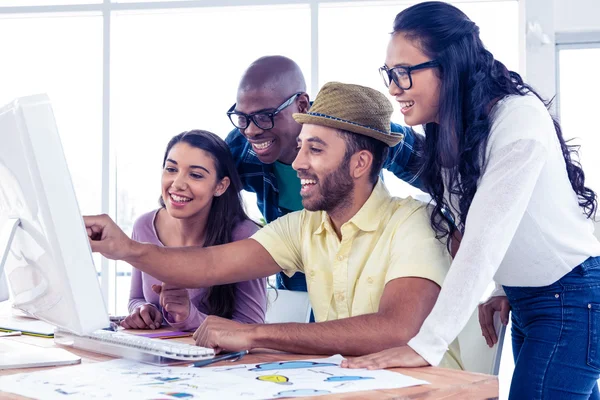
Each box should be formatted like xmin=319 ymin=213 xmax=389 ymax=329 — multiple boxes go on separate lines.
xmin=84 ymin=214 xmax=281 ymax=288
xmin=129 ymin=239 xmax=279 ymax=287
xmin=193 ymin=276 xmax=440 ymax=355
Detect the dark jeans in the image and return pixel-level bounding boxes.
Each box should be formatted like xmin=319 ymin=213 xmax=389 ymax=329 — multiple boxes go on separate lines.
xmin=276 ymin=271 xmax=308 ymax=292
xmin=503 ymin=256 xmax=600 ymax=400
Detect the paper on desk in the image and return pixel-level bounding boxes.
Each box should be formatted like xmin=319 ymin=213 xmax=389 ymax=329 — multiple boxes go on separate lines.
xmin=0 ymin=330 xmax=21 ymax=337
xmin=0 ymin=359 xmax=246 ymax=400
xmin=210 ymin=354 xmax=429 ymax=396
xmin=0 ymin=354 xmax=428 ymax=399
xmin=0 ymin=316 xmax=55 ymax=337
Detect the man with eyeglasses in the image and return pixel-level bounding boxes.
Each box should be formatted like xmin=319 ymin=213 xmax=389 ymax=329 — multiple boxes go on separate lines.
xmin=225 ymin=56 xmax=424 ymax=294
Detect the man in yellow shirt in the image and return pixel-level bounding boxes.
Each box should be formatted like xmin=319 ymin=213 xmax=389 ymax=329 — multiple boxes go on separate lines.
xmin=85 ymin=82 xmax=462 ymax=369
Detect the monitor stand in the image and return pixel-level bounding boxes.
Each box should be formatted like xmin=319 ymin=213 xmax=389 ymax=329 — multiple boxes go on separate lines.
xmin=0 ymin=217 xmax=80 ymax=370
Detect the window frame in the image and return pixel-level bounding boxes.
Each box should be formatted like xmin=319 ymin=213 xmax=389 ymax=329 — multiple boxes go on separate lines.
xmin=555 ymin=33 xmax=600 ymax=244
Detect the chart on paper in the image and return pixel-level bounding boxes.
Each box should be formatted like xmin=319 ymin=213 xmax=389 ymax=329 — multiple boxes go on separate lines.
xmin=0 ymin=354 xmax=428 ymax=399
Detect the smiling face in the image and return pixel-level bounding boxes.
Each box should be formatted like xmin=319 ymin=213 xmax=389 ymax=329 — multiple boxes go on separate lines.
xmin=235 ymin=88 xmax=308 ymax=165
xmin=291 ymin=124 xmax=354 ymax=213
xmin=161 ymin=142 xmax=229 ymax=220
xmin=385 ymin=33 xmax=441 ymax=126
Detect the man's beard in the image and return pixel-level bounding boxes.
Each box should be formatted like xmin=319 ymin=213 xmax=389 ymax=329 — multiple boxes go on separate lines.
xmin=303 ymin=157 xmax=353 ymax=213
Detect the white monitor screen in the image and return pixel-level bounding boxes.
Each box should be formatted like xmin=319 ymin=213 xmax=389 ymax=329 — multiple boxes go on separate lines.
xmin=0 ymin=94 xmax=108 ymax=335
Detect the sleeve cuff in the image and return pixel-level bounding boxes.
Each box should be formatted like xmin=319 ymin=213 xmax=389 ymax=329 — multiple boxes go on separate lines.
xmin=407 ymin=327 xmax=449 ymax=367
xmin=490 ymin=284 xmax=506 ymax=298
xmin=129 ymin=301 xmax=156 ymax=314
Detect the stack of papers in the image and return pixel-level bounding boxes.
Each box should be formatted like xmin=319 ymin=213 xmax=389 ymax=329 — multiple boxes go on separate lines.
xmin=0 ymin=316 xmax=55 ymax=338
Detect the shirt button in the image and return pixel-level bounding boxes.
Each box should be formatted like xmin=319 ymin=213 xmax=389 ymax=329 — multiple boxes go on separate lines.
xmin=337 ymin=255 xmax=344 ymax=261
xmin=555 ymin=294 xmax=560 ymax=299
xmin=338 ymin=294 xmax=345 ymax=301
xmin=367 ymin=277 xmax=374 ymax=284
xmin=310 ymin=271 xmax=315 ymax=277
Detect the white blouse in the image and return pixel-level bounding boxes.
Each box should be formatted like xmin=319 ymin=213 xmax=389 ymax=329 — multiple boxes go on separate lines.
xmin=408 ymin=94 xmax=600 ymax=366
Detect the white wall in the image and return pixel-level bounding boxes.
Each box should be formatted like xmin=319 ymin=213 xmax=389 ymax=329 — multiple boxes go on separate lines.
xmin=520 ymin=0 xmax=556 ymax=101
xmin=521 ymin=0 xmax=600 ymax=105
xmin=555 ymin=0 xmax=600 ymax=32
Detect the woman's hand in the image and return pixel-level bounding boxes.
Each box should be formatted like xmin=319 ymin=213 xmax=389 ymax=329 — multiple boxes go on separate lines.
xmin=478 ymin=295 xmax=510 ymax=347
xmin=121 ymin=304 xmax=163 ymax=330
xmin=152 ymin=284 xmax=191 ymax=323
xmin=341 ymin=346 xmax=429 ymax=370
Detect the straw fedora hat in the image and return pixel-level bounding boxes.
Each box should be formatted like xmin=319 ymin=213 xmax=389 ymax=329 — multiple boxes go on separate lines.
xmin=293 ymin=82 xmax=403 ymax=147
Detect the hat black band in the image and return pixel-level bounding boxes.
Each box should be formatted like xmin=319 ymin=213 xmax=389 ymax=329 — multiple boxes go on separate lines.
xmin=305 ymin=112 xmax=396 ymax=136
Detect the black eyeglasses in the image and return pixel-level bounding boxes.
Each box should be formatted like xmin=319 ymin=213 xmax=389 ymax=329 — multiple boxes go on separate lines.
xmin=227 ymin=92 xmax=304 ymax=130
xmin=379 ymin=60 xmax=439 ymax=90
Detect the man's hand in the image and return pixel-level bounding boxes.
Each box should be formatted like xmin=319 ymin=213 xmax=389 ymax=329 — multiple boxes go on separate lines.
xmin=84 ymin=214 xmax=135 ymax=260
xmin=341 ymin=345 xmax=429 ymax=369
xmin=121 ymin=304 xmax=163 ymax=330
xmin=152 ymin=284 xmax=191 ymax=323
xmin=193 ymin=316 xmax=256 ymax=354
xmin=478 ymin=296 xmax=510 ymax=347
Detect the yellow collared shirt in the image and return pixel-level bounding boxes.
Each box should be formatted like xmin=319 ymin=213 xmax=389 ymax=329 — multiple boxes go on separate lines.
xmin=252 ymin=180 xmax=462 ymax=369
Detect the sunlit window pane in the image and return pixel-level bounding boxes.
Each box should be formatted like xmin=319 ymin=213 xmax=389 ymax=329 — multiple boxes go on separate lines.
xmin=559 ymin=47 xmax=600 ymax=194
xmin=0 ymin=13 xmax=103 ymax=273
xmin=111 ymin=5 xmax=311 ymax=315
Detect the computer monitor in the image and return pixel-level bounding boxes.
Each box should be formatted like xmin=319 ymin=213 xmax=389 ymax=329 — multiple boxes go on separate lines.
xmin=0 ymin=94 xmax=109 ymax=335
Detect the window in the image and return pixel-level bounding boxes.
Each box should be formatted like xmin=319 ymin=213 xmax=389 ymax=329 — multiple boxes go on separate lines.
xmin=111 ymin=5 xmax=311 ymax=315
xmin=558 ymin=46 xmax=600 ymax=193
xmin=0 ymin=12 xmax=103 ymax=275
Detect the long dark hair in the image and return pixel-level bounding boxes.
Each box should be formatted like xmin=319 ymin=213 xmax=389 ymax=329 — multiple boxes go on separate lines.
xmin=160 ymin=130 xmax=249 ymax=318
xmin=393 ymin=1 xmax=597 ymax=246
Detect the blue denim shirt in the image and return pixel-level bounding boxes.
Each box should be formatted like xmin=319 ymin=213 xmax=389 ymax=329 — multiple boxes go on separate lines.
xmin=225 ymin=122 xmax=423 ymax=224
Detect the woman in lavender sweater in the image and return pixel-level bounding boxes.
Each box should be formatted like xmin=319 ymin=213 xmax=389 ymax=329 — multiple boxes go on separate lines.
xmin=121 ymin=130 xmax=267 ymax=331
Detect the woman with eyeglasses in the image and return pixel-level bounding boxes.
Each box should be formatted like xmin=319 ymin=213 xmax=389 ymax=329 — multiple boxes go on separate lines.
xmin=342 ymin=2 xmax=600 ymax=398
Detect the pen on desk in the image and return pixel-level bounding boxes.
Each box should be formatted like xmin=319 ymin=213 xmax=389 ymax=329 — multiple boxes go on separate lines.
xmin=190 ymin=350 xmax=249 ymax=368
xmin=105 ymin=316 xmax=126 ymax=331
xmin=109 ymin=316 xmax=127 ymax=324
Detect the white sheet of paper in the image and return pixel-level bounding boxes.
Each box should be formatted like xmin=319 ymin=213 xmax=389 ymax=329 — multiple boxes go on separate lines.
xmin=0 ymin=354 xmax=428 ymax=399
xmin=0 ymin=331 xmax=21 ymax=337
xmin=210 ymin=355 xmax=429 ymax=397
xmin=0 ymin=316 xmax=55 ymax=336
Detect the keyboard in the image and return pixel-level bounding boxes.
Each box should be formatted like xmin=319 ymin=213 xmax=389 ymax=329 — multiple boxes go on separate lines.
xmin=54 ymin=329 xmax=215 ymax=365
